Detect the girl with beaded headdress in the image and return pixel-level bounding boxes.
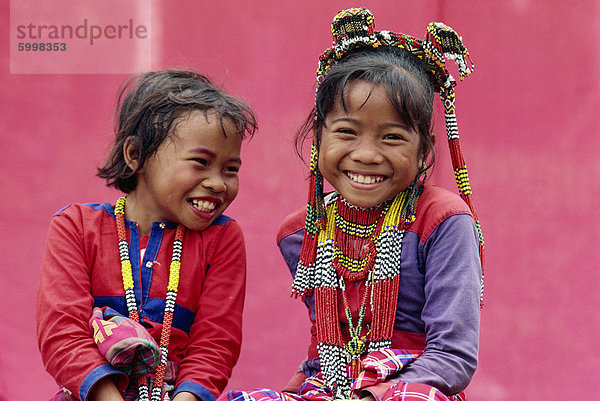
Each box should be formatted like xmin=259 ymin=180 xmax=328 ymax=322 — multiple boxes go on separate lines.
xmin=36 ymin=70 xmax=257 ymax=401
xmin=221 ymin=8 xmax=483 ymax=401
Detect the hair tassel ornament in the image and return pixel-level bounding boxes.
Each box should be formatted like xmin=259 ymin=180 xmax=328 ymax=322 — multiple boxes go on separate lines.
xmin=421 ymin=22 xmax=484 ymax=297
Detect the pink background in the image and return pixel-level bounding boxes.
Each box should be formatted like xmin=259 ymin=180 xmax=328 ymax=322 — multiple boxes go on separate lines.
xmin=1 ymin=1 xmax=599 ymax=400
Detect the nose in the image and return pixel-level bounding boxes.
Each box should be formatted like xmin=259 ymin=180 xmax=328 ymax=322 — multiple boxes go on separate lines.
xmin=202 ymin=174 xmax=226 ymax=193
xmin=350 ymin=139 xmax=384 ymax=164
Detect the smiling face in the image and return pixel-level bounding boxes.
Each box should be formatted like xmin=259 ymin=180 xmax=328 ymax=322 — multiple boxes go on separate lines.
xmin=124 ymin=109 xmax=242 ymax=234
xmin=318 ymin=80 xmax=421 ymax=208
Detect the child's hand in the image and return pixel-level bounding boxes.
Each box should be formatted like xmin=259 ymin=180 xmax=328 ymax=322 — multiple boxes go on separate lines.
xmin=88 ymin=377 xmax=124 ymax=401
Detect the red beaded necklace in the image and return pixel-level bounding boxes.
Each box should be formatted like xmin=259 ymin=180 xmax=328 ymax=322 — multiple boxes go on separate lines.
xmin=332 ymin=197 xmax=387 ymax=281
xmin=115 ymin=196 xmax=184 ymax=401
xmin=295 ymin=185 xmax=420 ymax=399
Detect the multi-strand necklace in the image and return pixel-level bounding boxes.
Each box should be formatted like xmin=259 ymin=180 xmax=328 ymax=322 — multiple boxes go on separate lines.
xmin=115 ymin=196 xmax=184 ymax=401
xmin=296 ymin=182 xmax=420 ymax=399
xmin=329 ymin=197 xmax=385 ymax=378
xmin=332 ymin=197 xmax=388 ymax=281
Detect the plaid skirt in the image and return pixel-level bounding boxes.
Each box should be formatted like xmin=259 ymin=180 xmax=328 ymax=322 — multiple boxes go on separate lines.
xmin=221 ymin=349 xmax=465 ymax=401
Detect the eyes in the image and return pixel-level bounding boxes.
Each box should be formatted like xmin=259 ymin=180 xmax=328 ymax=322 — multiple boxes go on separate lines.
xmin=193 ymin=158 xmax=240 ymax=174
xmin=193 ymin=158 xmax=208 ymax=166
xmin=383 ymin=133 xmax=407 ymax=141
xmin=332 ymin=127 xmax=411 ymax=143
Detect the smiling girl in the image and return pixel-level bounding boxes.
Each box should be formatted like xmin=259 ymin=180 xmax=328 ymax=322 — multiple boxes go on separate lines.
xmin=37 ymin=70 xmax=256 ymax=401
xmin=222 ymin=8 xmax=483 ymax=401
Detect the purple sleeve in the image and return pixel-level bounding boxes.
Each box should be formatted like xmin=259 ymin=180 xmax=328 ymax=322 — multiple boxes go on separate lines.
xmin=278 ymin=229 xmax=316 ymax=321
xmin=279 ymin=229 xmax=303 ymax=278
xmin=396 ymin=213 xmax=481 ymax=395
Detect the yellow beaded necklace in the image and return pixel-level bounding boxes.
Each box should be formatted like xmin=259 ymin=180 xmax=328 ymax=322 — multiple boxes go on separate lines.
xmin=115 ymin=196 xmax=184 ymax=401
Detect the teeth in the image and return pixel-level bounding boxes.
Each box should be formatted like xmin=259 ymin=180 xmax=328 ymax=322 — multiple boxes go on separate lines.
xmin=191 ymin=199 xmax=216 ymax=212
xmin=347 ymin=172 xmax=384 ymax=184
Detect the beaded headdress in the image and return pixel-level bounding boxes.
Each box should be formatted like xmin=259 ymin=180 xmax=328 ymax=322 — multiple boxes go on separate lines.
xmin=292 ymin=8 xmax=484 ymax=399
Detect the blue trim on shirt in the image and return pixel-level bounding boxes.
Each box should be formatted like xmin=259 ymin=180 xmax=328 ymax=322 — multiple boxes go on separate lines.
xmin=211 ymin=214 xmax=232 ymax=226
xmin=80 ymin=364 xmax=126 ymax=401
xmin=94 ymin=296 xmax=128 ymax=316
xmin=140 ymin=297 xmax=195 ymax=333
xmin=139 ymin=222 xmax=160 ymax=304
xmin=84 ymin=201 xmax=115 ymax=215
xmin=93 ymin=296 xmax=195 ymax=334
xmin=54 ymin=204 xmax=73 ymax=216
xmin=173 ymin=381 xmax=216 ymax=401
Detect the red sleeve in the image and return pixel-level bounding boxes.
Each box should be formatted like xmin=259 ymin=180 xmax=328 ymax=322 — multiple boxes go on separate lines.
xmin=276 ymin=206 xmax=306 ymax=246
xmin=36 ymin=206 xmax=127 ymax=400
xmin=175 ymin=220 xmax=246 ymax=398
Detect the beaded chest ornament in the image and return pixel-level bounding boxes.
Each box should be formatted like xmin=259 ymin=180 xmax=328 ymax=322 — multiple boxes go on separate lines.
xmin=115 ymin=196 xmax=184 ymax=401
xmin=291 ymin=8 xmax=485 ymax=399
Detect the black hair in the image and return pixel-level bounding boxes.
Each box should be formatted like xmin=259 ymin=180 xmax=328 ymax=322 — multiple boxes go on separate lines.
xmin=97 ymin=70 xmax=257 ymax=193
xmin=296 ymin=46 xmax=435 ymax=175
